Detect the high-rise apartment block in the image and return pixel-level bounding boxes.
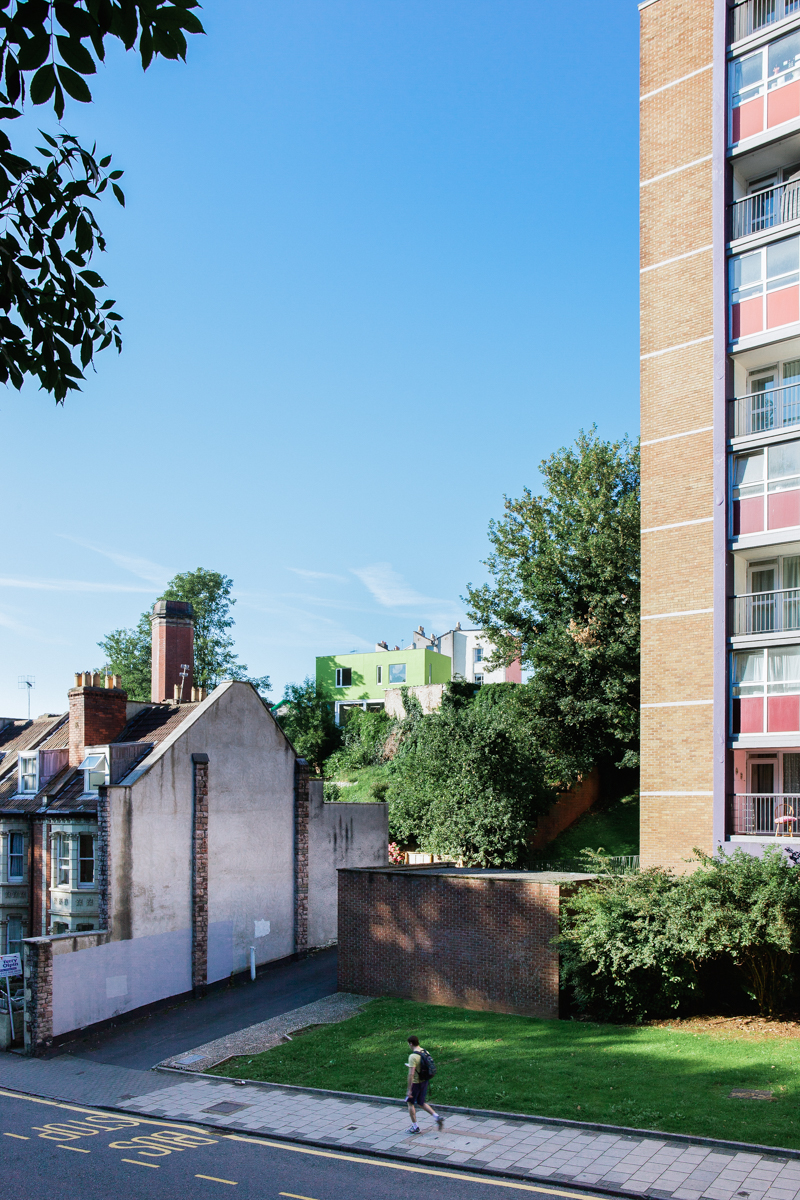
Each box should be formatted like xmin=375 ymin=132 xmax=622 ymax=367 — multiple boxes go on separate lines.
xmin=641 ymin=0 xmax=800 ymax=867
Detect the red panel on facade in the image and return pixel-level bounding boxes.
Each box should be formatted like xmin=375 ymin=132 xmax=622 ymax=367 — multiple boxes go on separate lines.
xmin=768 ymin=80 xmax=800 ymax=129
xmin=768 ymin=487 xmax=800 ymax=529
xmin=733 ymin=496 xmax=764 ymax=535
xmin=732 ymin=296 xmax=763 ymax=339
xmin=732 ymin=96 xmax=764 ymax=142
xmin=505 ymin=658 xmax=522 ymax=684
xmin=733 ymin=697 xmax=764 ymax=734
xmin=767 ymin=284 xmax=800 ymax=329
xmin=768 ymin=694 xmax=800 ymax=731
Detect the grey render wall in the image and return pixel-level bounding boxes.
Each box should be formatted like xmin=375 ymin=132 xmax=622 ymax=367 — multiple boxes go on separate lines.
xmin=105 ymin=682 xmax=296 ymax=996
xmin=307 ymin=781 xmax=388 ymax=948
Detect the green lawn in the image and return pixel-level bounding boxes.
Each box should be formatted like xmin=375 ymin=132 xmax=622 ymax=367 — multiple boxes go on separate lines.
xmin=209 ymin=997 xmax=800 ymax=1149
xmin=529 ymin=791 xmax=640 ymax=863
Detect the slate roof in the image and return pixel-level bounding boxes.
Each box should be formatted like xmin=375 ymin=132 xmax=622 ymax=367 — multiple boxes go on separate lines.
xmin=0 ymin=714 xmax=69 ymax=810
xmin=113 ymin=702 xmax=199 ymax=748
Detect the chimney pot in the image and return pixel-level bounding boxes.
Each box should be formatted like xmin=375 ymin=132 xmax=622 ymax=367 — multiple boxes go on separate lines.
xmin=68 ymin=679 xmax=127 ymax=767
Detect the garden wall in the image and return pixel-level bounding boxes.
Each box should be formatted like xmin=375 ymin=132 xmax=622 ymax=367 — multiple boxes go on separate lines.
xmin=337 ymin=866 xmax=594 ymax=1018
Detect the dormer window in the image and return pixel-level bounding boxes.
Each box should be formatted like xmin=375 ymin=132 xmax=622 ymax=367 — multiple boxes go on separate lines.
xmin=18 ymin=754 xmax=37 ymax=794
xmin=78 ymin=753 xmax=108 ymax=794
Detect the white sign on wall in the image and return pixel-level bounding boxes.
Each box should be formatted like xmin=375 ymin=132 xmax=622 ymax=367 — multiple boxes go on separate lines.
xmin=0 ymin=953 xmax=22 ymax=978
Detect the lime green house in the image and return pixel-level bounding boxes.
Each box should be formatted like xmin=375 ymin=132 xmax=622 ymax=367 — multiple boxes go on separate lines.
xmin=316 ymin=644 xmax=451 ymax=723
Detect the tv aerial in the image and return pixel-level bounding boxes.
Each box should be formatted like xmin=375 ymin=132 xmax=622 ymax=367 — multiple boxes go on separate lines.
xmin=18 ymin=675 xmax=34 ymax=720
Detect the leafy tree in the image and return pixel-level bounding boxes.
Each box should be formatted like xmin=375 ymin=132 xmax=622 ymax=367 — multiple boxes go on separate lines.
xmin=0 ymin=0 xmax=203 ymax=401
xmin=388 ymin=684 xmax=555 ymax=867
xmin=465 ymin=429 xmax=640 ymax=783
xmin=98 ymin=567 xmax=270 ymax=701
xmin=326 ymin=706 xmax=391 ymax=774
xmin=275 ymin=678 xmax=341 ymax=773
xmin=559 ymin=849 xmax=800 ymax=1021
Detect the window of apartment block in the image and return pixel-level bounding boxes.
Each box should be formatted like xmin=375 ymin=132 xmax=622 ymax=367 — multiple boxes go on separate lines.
xmin=376 ymin=665 xmax=382 ymax=684
xmin=8 ymin=832 xmax=24 ymax=882
xmin=18 ymin=754 xmax=37 ymax=793
xmin=388 ymin=663 xmax=406 ymax=684
xmin=78 ymin=834 xmax=95 ymax=886
xmin=732 ymin=440 xmax=800 ymax=535
xmin=6 ymin=916 xmax=21 ymax=957
xmin=730 ymin=30 xmax=800 ymax=145
xmin=55 ymin=834 xmax=69 ymax=887
xmin=730 ymin=236 xmax=800 ymax=339
xmin=474 ymin=647 xmax=483 ymax=663
xmin=335 ymin=668 xmax=352 ymax=688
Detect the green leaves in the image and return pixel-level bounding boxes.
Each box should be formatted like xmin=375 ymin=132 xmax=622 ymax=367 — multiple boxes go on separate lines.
xmin=56 ymin=63 xmax=90 ymax=101
xmin=29 ymin=60 xmax=54 ymax=102
xmin=55 ymin=34 xmax=95 ymax=73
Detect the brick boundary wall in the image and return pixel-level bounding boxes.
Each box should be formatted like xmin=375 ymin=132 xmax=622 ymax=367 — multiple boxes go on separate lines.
xmin=191 ymin=754 xmax=209 ymax=992
xmin=294 ymin=760 xmax=310 ymax=953
xmin=23 ymin=938 xmax=53 ymax=1054
xmin=338 ymin=868 xmax=593 ymax=1019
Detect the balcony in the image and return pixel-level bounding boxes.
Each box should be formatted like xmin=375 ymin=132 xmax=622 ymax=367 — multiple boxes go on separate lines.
xmin=731 ymin=181 xmax=800 ymax=240
xmin=730 ymin=380 xmax=800 ymax=434
xmin=731 ymin=0 xmax=800 ymax=43
xmin=730 ymin=791 xmax=800 ymax=834
xmin=732 ymin=586 xmax=800 ymax=632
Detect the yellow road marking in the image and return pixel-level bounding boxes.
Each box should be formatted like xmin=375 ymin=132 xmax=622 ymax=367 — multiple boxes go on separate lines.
xmin=280 ymin=1192 xmax=320 ymax=1199
xmin=3 ymin=1132 xmax=29 ymax=1139
xmin=58 ymin=1145 xmax=90 ymax=1153
xmin=0 ymin=1088 xmax=594 ymax=1198
xmin=196 ymin=1175 xmax=238 ymax=1185
xmin=122 ymin=1158 xmax=160 ymax=1168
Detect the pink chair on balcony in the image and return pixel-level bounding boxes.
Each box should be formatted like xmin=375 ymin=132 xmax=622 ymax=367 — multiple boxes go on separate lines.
xmin=774 ymin=799 xmax=798 ymax=837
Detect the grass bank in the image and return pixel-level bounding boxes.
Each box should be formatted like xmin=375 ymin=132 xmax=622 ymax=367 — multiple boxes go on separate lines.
xmin=209 ymin=997 xmax=800 ymax=1149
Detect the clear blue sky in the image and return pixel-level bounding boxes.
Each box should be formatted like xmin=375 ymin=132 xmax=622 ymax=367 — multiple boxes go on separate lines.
xmin=1 ymin=0 xmax=640 ymax=718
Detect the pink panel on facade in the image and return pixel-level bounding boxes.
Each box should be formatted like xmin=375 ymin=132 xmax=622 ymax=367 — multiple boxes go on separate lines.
xmin=732 ymin=96 xmax=764 ymax=141
xmin=505 ymin=658 xmax=522 ymax=684
xmin=734 ymin=697 xmax=764 ymax=734
xmin=733 ymin=496 xmax=764 ymax=535
xmin=768 ymin=487 xmax=800 ymax=529
xmin=768 ymin=694 xmax=800 ymax=732
xmin=768 ymin=80 xmax=800 ymax=129
xmin=767 ymin=285 xmax=800 ymax=329
xmin=732 ymin=296 xmax=763 ymax=340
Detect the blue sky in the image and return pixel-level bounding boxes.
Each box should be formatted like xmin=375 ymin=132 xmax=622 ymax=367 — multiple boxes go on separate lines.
xmin=1 ymin=0 xmax=640 ymax=717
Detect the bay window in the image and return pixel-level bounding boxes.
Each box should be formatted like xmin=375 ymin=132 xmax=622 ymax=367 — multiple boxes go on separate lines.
xmin=54 ymin=834 xmax=69 ymax=887
xmin=78 ymin=834 xmax=95 ymax=887
xmin=730 ymin=30 xmax=800 ymax=145
xmin=7 ymin=832 xmax=23 ymax=882
xmin=730 ymin=236 xmax=800 ymax=341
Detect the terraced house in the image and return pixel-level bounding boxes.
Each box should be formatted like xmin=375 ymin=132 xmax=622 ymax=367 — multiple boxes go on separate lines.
xmin=0 ymin=601 xmax=386 ymax=1053
xmin=640 ymin=0 xmax=800 ymax=867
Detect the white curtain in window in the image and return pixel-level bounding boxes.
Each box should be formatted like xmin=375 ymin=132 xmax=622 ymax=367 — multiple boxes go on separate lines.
xmin=769 ymin=645 xmax=800 ymax=682
xmin=734 ymin=650 xmax=765 ymax=683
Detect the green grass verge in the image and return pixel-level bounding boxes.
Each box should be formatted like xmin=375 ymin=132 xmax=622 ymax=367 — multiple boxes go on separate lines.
xmin=208 ymin=997 xmax=800 ymax=1149
xmin=325 ymin=764 xmax=390 ymax=803
xmin=532 ymin=791 xmax=640 ymax=862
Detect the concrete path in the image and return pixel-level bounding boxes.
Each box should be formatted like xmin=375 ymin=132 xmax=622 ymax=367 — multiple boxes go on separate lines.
xmin=114 ymin=1072 xmax=800 ymax=1200
xmin=158 ymin=992 xmax=371 ymax=1070
xmin=48 ymin=946 xmax=338 ymax=1070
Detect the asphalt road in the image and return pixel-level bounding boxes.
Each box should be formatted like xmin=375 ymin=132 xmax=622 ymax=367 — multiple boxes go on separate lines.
xmin=0 ymin=1087 xmax=614 ymax=1200
xmin=53 ymin=947 xmax=339 ymax=1070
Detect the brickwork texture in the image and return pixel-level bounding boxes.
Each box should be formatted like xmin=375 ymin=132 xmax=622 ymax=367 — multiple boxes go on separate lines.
xmin=23 ymin=938 xmax=53 ymax=1053
xmin=338 ymin=868 xmax=586 ymax=1018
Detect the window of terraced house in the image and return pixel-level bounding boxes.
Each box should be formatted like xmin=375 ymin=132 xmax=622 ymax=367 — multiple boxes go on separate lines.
xmin=78 ymin=835 xmax=95 ymax=886
xmin=389 ymin=663 xmax=406 ymax=684
xmin=7 ymin=916 xmax=21 ymax=957
xmin=18 ymin=754 xmax=37 ymax=793
xmin=335 ymin=668 xmax=352 ymax=687
xmin=8 ymin=832 xmax=23 ymax=882
xmin=55 ymin=834 xmax=69 ymax=887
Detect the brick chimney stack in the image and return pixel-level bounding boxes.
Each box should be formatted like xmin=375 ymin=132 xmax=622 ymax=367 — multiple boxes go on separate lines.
xmin=68 ymin=674 xmax=128 ymax=766
xmin=151 ymin=600 xmax=195 ymax=703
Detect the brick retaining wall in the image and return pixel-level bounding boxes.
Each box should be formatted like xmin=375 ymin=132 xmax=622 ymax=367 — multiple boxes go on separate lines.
xmin=338 ymin=867 xmax=593 ymax=1019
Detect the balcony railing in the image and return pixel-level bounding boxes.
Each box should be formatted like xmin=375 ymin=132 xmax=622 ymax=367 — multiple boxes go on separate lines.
xmin=730 ymin=0 xmax=800 ymax=42
xmin=731 ymin=587 xmax=800 ymax=633
xmin=731 ymin=792 xmax=800 ymax=835
xmin=730 ymin=381 xmax=800 ymax=435
xmin=731 ymin=182 xmax=800 ymax=240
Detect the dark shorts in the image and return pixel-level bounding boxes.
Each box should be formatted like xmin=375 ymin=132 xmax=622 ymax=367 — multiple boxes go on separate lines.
xmin=410 ymin=1081 xmax=428 ymax=1105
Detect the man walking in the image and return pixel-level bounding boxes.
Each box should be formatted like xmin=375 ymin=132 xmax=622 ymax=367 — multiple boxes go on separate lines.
xmin=405 ymin=1035 xmax=444 ymax=1134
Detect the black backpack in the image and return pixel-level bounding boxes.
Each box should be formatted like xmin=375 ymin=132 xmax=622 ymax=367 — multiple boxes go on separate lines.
xmin=417 ymin=1049 xmax=437 ymax=1080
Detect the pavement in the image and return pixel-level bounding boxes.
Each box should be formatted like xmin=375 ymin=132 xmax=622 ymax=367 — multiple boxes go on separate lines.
xmin=48 ymin=945 xmax=339 ymax=1070
xmin=4 ymin=1041 xmax=800 ymax=1200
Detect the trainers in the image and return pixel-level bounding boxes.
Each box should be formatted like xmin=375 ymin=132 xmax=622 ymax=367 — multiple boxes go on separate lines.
xmin=406 ymin=1124 xmax=420 ymax=1134
xmin=435 ymin=1115 xmax=444 ymax=1130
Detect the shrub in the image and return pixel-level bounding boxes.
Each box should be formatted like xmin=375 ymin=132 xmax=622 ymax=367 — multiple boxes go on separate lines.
xmin=559 ymin=849 xmax=800 ymax=1020
xmin=326 ymin=707 xmax=392 ymax=775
